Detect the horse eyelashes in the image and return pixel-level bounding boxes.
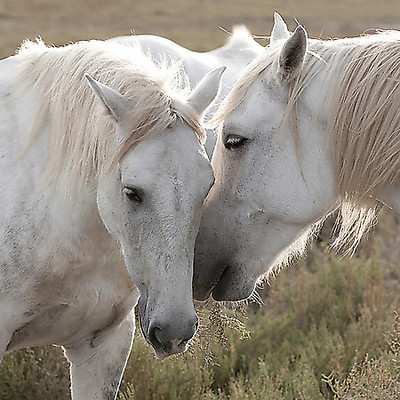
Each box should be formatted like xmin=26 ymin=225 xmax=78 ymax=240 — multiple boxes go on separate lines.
xmin=224 ymin=135 xmax=248 ymax=150
xmin=123 ymin=187 xmax=144 ymax=203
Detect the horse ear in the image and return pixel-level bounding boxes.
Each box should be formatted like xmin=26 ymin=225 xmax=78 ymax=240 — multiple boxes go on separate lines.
xmin=187 ymin=66 xmax=226 ymax=115
xmin=85 ymin=74 xmax=130 ymax=122
xmin=270 ymin=12 xmax=290 ymax=44
xmin=278 ymin=25 xmax=307 ymax=83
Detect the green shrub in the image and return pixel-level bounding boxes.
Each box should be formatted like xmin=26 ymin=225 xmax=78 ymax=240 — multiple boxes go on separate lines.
xmin=1 ymin=213 xmax=399 ymax=400
xmin=324 ymin=312 xmax=400 ymax=399
xmin=0 ymin=347 xmax=70 ymax=400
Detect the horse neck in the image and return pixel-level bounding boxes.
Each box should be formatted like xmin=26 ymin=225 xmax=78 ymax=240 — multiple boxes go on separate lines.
xmin=46 ymin=175 xmax=116 ymax=262
xmin=20 ymin=107 xmax=105 ymax=243
xmin=0 ymin=51 xmax=116 ymax=261
xmin=210 ymin=44 xmax=261 ymax=62
xmin=208 ymin=42 xmax=262 ymax=78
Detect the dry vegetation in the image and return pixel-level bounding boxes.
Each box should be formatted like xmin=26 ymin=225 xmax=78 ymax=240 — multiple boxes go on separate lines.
xmin=1 ymin=0 xmax=400 ymax=56
xmin=0 ymin=1 xmax=400 ymax=399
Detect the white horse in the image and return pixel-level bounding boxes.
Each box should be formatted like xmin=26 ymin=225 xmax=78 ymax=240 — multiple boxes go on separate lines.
xmin=110 ymin=26 xmax=263 ymax=156
xmin=0 ymin=39 xmax=223 ymax=399
xmin=193 ymin=13 xmax=400 ymax=301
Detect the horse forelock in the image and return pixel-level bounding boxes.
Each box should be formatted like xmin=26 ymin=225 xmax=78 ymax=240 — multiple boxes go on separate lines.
xmin=213 ymin=30 xmax=400 ymax=254
xmin=15 ymin=39 xmax=205 ymax=185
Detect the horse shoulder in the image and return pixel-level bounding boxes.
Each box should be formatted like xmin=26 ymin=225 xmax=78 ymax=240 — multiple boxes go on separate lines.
xmin=1 ymin=175 xmax=137 ymax=352
xmin=5 ymin=251 xmax=138 ymax=351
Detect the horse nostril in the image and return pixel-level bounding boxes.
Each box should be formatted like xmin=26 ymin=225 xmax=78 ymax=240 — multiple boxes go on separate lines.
xmin=153 ymin=326 xmax=163 ymax=344
xmin=170 ymin=336 xmax=192 ymax=351
xmin=149 ymin=325 xmax=164 ymax=347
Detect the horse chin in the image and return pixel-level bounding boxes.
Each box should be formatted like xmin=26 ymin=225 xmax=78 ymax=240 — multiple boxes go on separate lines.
xmin=211 ymin=265 xmax=256 ymax=301
xmin=192 ymin=261 xmax=228 ymax=301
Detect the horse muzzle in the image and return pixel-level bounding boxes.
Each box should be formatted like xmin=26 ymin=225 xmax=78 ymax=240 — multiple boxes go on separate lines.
xmin=147 ymin=320 xmax=198 ymax=359
xmin=138 ymin=295 xmax=198 ymax=358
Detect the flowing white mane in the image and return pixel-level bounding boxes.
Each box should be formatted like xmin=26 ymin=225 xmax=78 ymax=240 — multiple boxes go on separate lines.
xmin=15 ymin=39 xmax=205 ymax=184
xmin=214 ymin=30 xmax=400 ymax=254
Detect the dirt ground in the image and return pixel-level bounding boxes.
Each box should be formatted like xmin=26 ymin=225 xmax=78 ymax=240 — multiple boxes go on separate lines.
xmin=0 ymin=0 xmax=400 ymax=58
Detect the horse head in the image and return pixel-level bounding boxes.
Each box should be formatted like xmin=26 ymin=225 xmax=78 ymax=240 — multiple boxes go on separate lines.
xmin=193 ymin=14 xmax=338 ymax=302
xmin=88 ymin=67 xmax=224 ymax=357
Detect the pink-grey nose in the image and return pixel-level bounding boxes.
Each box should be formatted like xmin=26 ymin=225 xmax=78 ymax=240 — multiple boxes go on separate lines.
xmin=148 ymin=317 xmax=198 ymax=359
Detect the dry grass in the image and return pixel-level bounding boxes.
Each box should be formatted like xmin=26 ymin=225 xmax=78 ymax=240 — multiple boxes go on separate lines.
xmin=1 ymin=0 xmax=400 ymax=58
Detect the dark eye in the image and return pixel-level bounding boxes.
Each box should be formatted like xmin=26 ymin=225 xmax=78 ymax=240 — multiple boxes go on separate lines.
xmin=123 ymin=187 xmax=144 ymax=203
xmin=224 ymin=135 xmax=248 ymax=150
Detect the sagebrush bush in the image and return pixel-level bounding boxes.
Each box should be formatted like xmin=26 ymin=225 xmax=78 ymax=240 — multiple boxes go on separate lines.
xmin=0 ymin=346 xmax=70 ymax=400
xmin=1 ymin=211 xmax=399 ymax=400
xmin=324 ymin=312 xmax=400 ymax=399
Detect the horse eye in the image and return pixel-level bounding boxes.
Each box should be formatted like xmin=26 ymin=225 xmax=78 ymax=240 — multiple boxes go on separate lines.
xmin=123 ymin=187 xmax=144 ymax=203
xmin=224 ymin=135 xmax=248 ymax=150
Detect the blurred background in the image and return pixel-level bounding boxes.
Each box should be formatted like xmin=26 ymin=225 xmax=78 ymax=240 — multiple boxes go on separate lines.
xmin=1 ymin=0 xmax=400 ymax=56
xmin=0 ymin=1 xmax=399 ymax=399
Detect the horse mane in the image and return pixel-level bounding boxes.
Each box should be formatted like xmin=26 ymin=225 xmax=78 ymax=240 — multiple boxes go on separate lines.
xmin=214 ymin=30 xmax=400 ymax=255
xmin=15 ymin=39 xmax=205 ymax=185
